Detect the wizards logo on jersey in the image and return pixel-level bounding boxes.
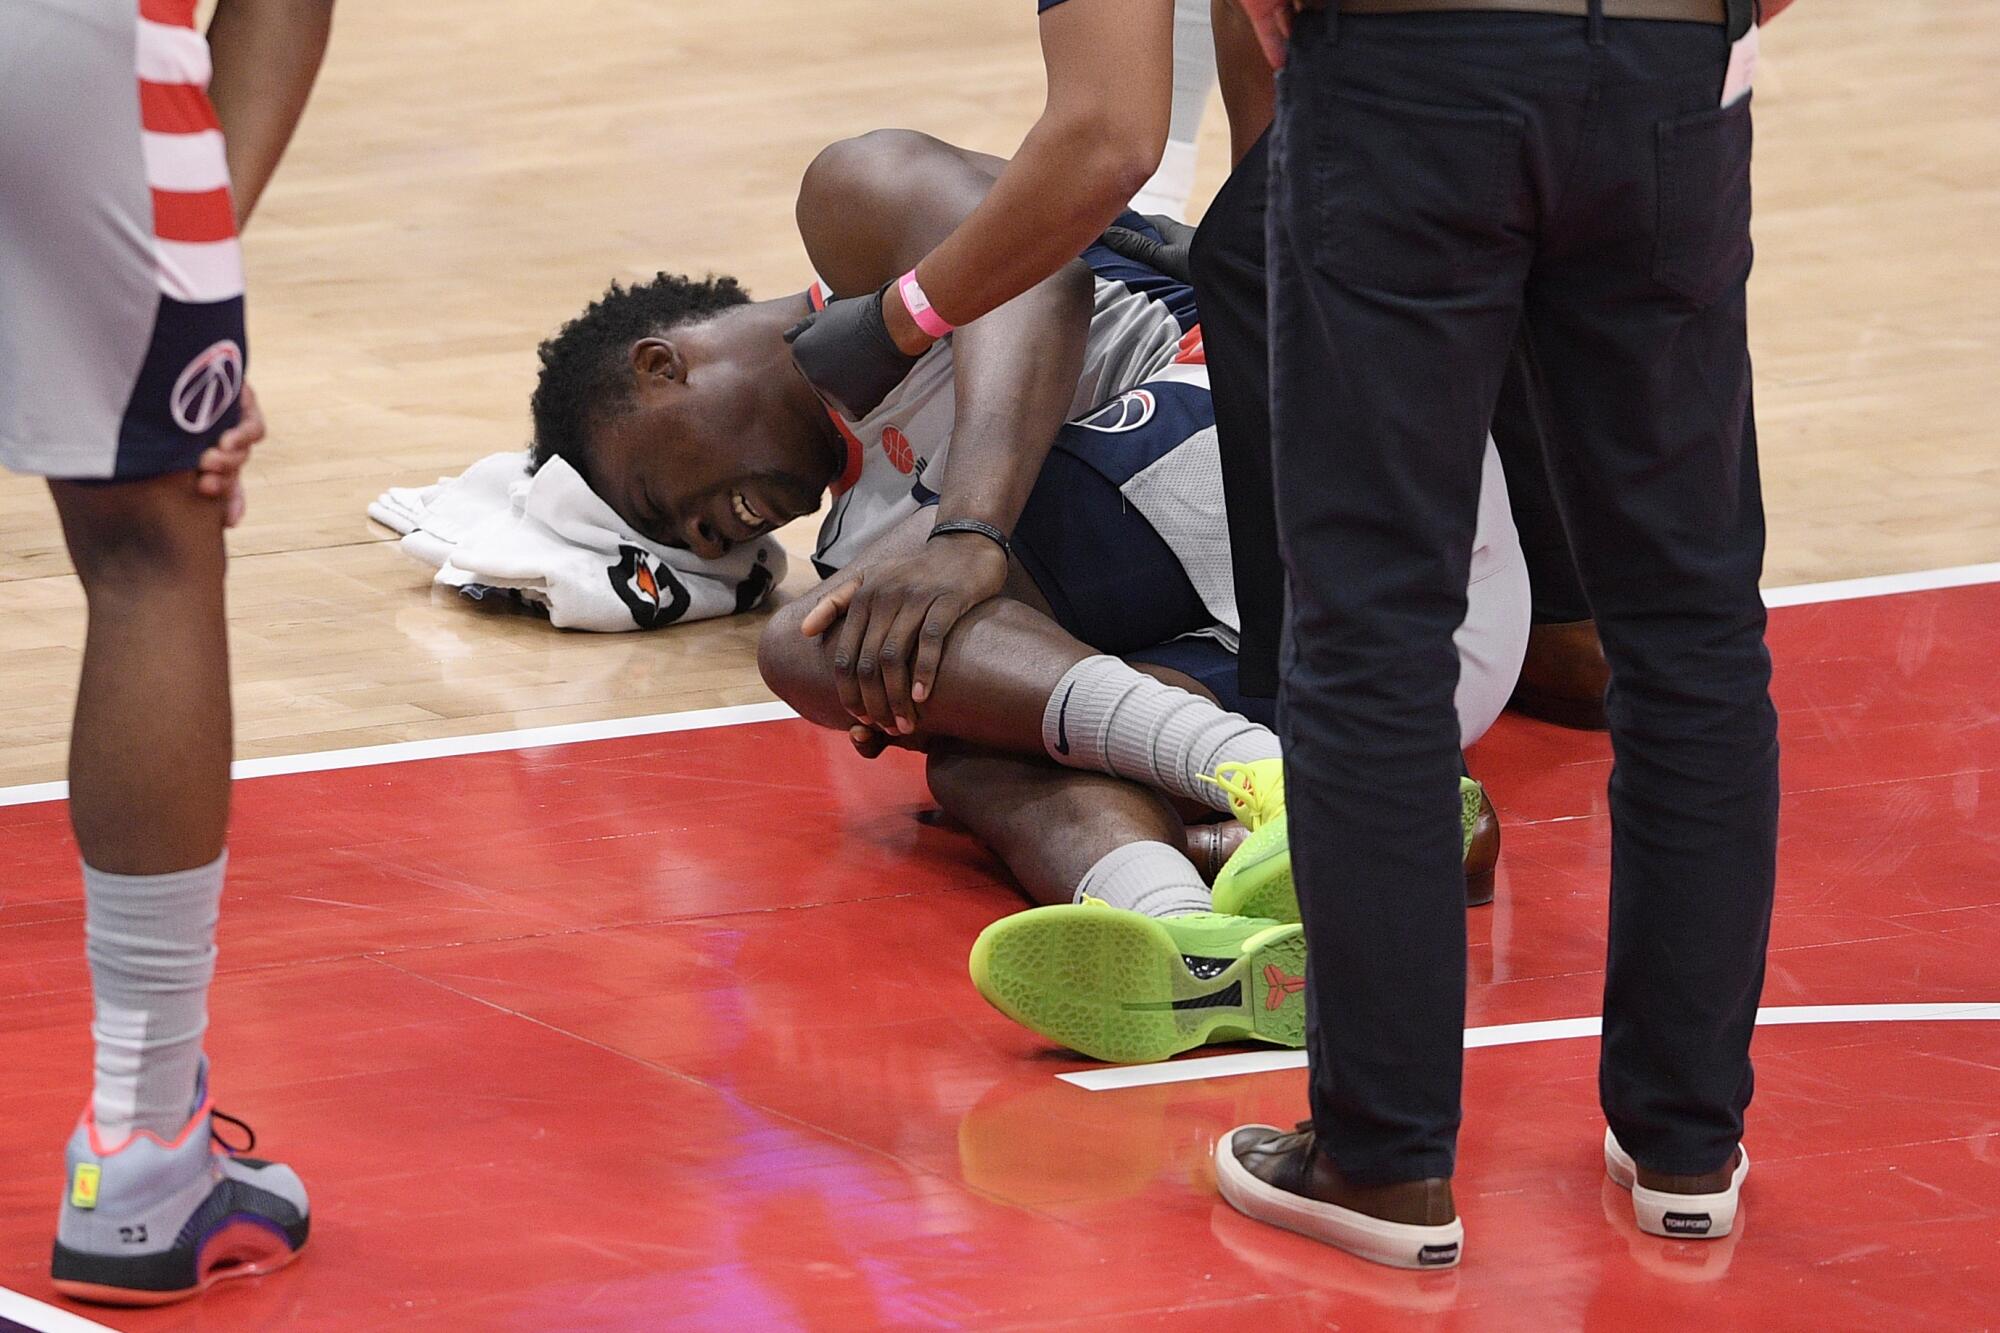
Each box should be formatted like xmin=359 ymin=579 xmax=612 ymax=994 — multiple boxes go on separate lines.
xmin=1073 ymin=388 xmax=1156 ymax=434
xmin=608 ymin=545 xmax=692 ymax=628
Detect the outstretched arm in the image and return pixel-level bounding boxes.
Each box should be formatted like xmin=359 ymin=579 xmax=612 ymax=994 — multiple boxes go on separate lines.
xmin=786 ymin=0 xmax=1171 ymax=415
xmin=888 ymin=1 xmax=1171 ymax=336
xmin=793 ymin=130 xmax=1096 ymax=734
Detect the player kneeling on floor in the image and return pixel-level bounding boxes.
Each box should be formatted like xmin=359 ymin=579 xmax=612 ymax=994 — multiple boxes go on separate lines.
xmin=528 ymin=130 xmax=1530 ymax=1063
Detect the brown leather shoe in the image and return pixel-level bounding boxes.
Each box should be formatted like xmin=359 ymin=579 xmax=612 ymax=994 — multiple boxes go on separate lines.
xmin=1463 ymin=787 xmax=1499 ymax=908
xmin=1508 ymin=618 xmax=1610 ymax=730
xmin=1214 ymin=1122 xmax=1462 ymax=1268
xmin=1635 ymin=1155 xmax=1744 ymax=1195
xmin=1184 ymin=820 xmax=1249 ymax=885
xmin=1604 ymin=1130 xmax=1749 ymax=1238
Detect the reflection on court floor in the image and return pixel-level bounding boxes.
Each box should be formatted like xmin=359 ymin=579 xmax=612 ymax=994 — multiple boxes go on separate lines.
xmin=1 ymin=578 xmax=1996 ymax=1331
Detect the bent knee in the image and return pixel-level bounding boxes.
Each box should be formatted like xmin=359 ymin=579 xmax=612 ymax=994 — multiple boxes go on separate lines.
xmin=809 ymin=128 xmax=935 ymax=176
xmin=757 ymin=597 xmax=855 ymax=730
xmin=756 ymin=598 xmax=815 ymax=701
xmin=49 ymin=472 xmax=223 ymax=593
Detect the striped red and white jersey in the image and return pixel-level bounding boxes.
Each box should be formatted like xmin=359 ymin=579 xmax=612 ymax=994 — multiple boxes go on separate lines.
xmin=0 ymin=0 xmax=249 ymax=479
xmin=135 ymin=0 xmax=243 ymax=305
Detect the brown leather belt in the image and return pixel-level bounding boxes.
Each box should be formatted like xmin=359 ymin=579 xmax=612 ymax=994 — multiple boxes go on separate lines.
xmin=1340 ymin=0 xmax=1725 ymax=22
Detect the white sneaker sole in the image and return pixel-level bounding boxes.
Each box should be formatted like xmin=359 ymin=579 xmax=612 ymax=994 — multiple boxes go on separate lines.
xmin=1214 ymin=1124 xmax=1464 ymax=1270
xmin=1604 ymin=1128 xmax=1748 ymax=1239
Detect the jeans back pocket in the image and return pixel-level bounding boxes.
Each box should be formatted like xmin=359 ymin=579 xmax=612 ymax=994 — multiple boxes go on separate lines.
xmin=1311 ymin=86 xmax=1526 ymax=296
xmin=1654 ymin=96 xmax=1754 ymax=308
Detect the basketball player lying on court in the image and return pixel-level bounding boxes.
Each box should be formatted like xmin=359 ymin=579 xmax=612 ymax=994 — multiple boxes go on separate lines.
xmin=529 ymin=130 xmax=1530 ymax=1064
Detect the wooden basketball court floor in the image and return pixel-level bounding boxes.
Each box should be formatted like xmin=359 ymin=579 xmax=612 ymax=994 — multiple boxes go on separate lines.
xmin=2 ymin=2 xmax=1996 ymax=1329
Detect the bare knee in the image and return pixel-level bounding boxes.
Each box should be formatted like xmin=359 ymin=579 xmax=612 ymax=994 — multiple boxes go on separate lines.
xmin=49 ymin=473 xmax=224 ymax=600
xmin=756 ymin=598 xmax=811 ymax=698
xmin=757 ymin=596 xmax=849 ymax=728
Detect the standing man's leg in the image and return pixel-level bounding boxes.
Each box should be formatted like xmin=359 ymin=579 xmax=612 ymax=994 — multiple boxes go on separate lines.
xmin=1 ymin=0 xmax=313 ymax=1303
xmin=1492 ymin=343 xmax=1613 ymax=730
xmin=47 ymin=475 xmax=238 ymax=1120
xmin=1212 ymin=6 xmax=1560 ymax=1269
xmin=1194 ymin=57 xmax=1592 ymax=725
xmin=1190 ymin=131 xmax=1284 ymax=701
xmin=1522 ymin=15 xmax=1776 ymax=1236
xmin=1192 ymin=0 xmax=1281 ymax=700
xmin=1491 ymin=347 xmax=1588 ymax=629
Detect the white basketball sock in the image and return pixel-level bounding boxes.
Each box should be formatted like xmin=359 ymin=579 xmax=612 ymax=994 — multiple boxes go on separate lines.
xmin=83 ymin=853 xmax=224 ymax=1143
xmin=1130 ymin=0 xmax=1217 ymax=220
xmin=1076 ymin=840 xmax=1211 ymax=918
xmin=1042 ymin=656 xmax=1281 ymax=813
xmin=1132 ymin=141 xmax=1201 ymax=221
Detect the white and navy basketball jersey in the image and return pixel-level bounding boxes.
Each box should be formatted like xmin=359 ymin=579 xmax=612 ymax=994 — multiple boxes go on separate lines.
xmin=809 ymin=229 xmax=1234 ymax=613
xmin=805 ymin=226 xmax=1523 ymax=656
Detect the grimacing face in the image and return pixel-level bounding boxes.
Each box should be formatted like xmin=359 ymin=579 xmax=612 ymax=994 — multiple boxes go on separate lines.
xmin=586 ymin=330 xmax=842 ymax=560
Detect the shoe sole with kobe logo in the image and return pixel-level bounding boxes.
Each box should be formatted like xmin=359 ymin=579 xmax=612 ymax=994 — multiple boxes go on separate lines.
xmin=968 ymin=905 xmax=1306 ymax=1064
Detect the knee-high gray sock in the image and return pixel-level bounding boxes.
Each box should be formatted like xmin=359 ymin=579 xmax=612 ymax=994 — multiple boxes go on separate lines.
xmin=1042 ymin=656 xmax=1280 ymax=812
xmin=83 ymin=853 xmax=224 ymax=1142
xmin=1076 ymin=841 xmax=1211 ymax=918
xmin=1131 ymin=0 xmax=1218 ymax=219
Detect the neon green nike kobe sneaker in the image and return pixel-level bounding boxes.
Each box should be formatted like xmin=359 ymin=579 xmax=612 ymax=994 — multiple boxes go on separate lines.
xmin=968 ymin=901 xmax=1306 ymax=1064
xmin=1207 ymin=759 xmax=1293 ymax=923
xmin=1212 ymin=773 xmax=1489 ymax=923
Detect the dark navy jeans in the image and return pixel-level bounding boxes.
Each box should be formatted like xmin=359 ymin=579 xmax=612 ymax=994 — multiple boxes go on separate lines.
xmin=1268 ymin=7 xmax=1779 ymax=1182
xmin=1194 ymin=135 xmax=1590 ymax=698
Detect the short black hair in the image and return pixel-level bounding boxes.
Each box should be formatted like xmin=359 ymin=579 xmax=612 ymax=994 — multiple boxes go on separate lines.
xmin=528 ymin=272 xmax=751 ymax=479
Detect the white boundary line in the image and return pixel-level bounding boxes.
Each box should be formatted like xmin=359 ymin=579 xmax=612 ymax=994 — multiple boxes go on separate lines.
xmin=0 ymin=560 xmax=1994 ymax=812
xmin=0 ymin=1285 xmax=120 ymax=1333
xmin=1758 ymin=560 xmax=2000 ymax=608
xmin=1056 ymin=1002 xmax=2000 ymax=1092
xmin=0 ymin=701 xmax=799 ymax=811
xmin=0 ymin=567 xmax=1987 ymax=1317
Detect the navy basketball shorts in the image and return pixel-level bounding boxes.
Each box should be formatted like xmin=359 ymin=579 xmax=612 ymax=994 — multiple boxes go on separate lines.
xmin=1002 ymin=414 xmax=1530 ymax=745
xmin=997 ymin=390 xmax=1275 ymax=727
xmin=0 ymin=0 xmax=247 ymax=483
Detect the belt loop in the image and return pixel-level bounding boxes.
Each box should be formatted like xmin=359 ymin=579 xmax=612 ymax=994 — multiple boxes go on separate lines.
xmin=1587 ymin=0 xmax=1605 ymax=45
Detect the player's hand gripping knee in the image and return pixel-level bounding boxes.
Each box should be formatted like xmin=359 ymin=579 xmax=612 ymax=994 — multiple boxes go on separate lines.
xmin=799 ymin=532 xmax=1009 ymax=733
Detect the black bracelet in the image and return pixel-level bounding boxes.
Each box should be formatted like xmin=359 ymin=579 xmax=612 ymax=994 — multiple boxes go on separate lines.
xmin=929 ymin=518 xmax=1010 ymax=556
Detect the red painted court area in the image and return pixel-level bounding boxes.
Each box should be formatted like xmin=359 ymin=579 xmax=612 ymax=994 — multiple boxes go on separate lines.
xmin=3 ymin=581 xmax=1998 ymax=1331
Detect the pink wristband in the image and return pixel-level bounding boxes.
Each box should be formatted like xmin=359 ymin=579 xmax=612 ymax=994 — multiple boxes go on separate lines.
xmin=897 ymin=268 xmax=955 ymax=339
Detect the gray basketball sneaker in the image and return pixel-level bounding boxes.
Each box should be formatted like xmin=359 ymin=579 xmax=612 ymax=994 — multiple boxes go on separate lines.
xmin=52 ymin=1062 xmax=309 ymax=1306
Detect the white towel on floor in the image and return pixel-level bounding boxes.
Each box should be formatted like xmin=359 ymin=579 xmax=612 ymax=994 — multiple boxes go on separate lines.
xmin=368 ymin=451 xmax=785 ymax=632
